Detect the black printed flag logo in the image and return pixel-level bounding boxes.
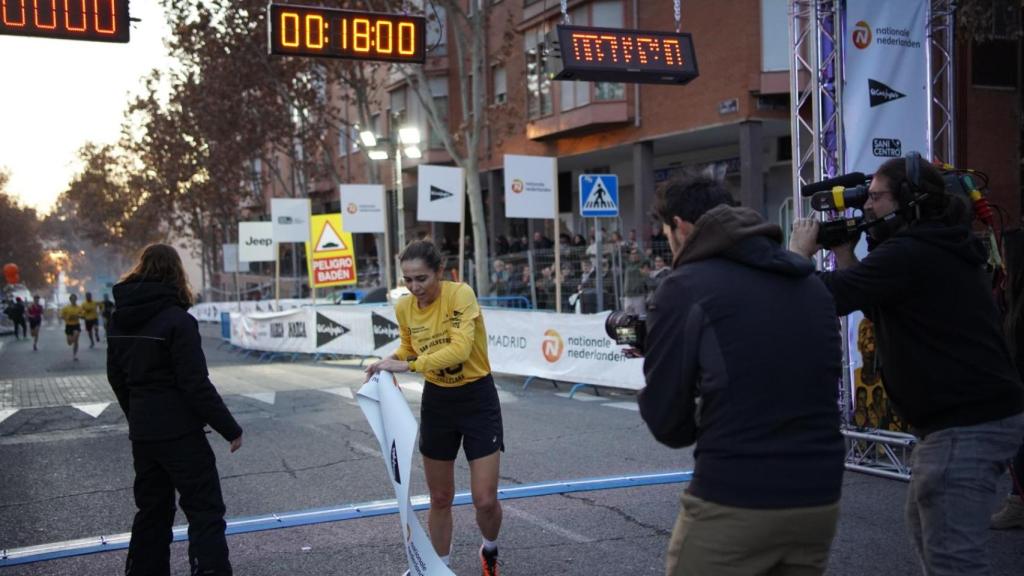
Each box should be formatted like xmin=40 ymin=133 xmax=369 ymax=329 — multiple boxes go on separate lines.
xmin=316 ymin=313 xmax=350 ymax=347
xmin=430 ymin=185 xmax=453 ymax=201
xmin=390 ymin=440 xmax=401 ymax=484
xmin=372 ymin=312 xmax=401 ymax=350
xmin=868 ymin=79 xmax=905 ymax=108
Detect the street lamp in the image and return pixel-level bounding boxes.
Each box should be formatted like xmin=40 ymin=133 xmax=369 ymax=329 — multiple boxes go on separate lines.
xmin=363 ymin=121 xmax=422 ymax=252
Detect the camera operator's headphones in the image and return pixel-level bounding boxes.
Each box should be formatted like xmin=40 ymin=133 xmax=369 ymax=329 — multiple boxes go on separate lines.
xmin=897 ymin=151 xmax=923 ymax=207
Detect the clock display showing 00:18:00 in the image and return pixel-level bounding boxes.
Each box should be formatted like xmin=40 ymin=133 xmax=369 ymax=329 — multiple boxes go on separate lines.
xmin=268 ymin=4 xmax=425 ymax=64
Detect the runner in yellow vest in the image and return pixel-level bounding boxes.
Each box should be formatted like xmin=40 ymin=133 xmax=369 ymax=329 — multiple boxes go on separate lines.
xmin=60 ymin=294 xmax=84 ymax=361
xmin=81 ymin=292 xmax=101 ymax=348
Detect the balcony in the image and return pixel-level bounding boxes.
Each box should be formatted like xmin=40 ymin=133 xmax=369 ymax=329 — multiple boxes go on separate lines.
xmin=526 ymin=100 xmax=630 ymax=140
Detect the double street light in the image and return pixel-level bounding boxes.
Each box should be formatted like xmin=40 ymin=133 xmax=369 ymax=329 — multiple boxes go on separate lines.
xmin=359 ymin=120 xmax=422 ymax=286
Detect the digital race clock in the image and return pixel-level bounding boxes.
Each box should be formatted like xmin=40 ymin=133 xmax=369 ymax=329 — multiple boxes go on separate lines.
xmin=553 ymin=25 xmax=698 ymax=85
xmin=0 ymin=0 xmax=130 ymax=43
xmin=268 ymin=3 xmax=425 ymax=64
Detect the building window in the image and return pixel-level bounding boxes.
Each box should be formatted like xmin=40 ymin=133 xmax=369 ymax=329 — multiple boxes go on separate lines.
xmin=428 ymin=76 xmax=449 ymax=149
xmin=972 ymin=39 xmax=1018 ymax=89
xmin=492 ymin=65 xmax=507 ymax=105
xmin=591 ymin=0 xmax=625 ymax=101
xmin=525 ymin=25 xmax=553 ymax=119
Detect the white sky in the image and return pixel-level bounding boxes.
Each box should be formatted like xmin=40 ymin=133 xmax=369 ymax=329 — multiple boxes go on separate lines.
xmin=0 ymin=1 xmax=173 ymax=214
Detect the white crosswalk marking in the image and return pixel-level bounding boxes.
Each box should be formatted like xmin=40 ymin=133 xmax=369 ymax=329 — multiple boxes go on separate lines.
xmin=241 ymin=392 xmax=276 ymax=405
xmin=71 ymin=403 xmax=110 ymax=418
xmin=0 ymin=408 xmax=18 ymax=424
xmin=555 ymin=392 xmax=604 ymax=402
xmin=604 ymin=402 xmax=639 ymax=412
xmin=322 ymin=387 xmax=354 ymax=399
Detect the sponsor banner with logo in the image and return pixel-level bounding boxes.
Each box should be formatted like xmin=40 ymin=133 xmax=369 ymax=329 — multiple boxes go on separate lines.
xmin=305 ymin=214 xmax=358 ymax=288
xmin=485 ymin=310 xmax=644 ymax=390
xmin=504 ymin=155 xmax=557 ymax=219
xmin=191 ymin=299 xmax=309 ymax=323
xmin=340 ymin=184 xmax=387 ymax=233
xmin=271 ymin=198 xmax=312 ymax=243
xmin=238 ymin=221 xmax=275 ymax=262
xmin=843 ymin=0 xmax=929 ymax=173
xmin=312 ymin=306 xmax=402 ymax=357
xmin=229 ymin=308 xmax=312 ymax=353
xmin=417 ymin=165 xmax=465 ymax=223
xmin=357 ymin=372 xmax=456 ymax=576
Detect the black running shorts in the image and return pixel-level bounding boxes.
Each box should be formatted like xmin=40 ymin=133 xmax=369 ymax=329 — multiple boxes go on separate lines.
xmin=85 ymin=319 xmax=98 ymax=331
xmin=65 ymin=324 xmax=81 ymax=335
xmin=419 ymin=374 xmax=504 ymax=462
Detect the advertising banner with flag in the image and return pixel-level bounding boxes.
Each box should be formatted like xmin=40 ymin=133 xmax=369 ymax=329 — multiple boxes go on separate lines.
xmin=417 ymin=165 xmax=464 ymax=223
xmin=504 ymin=155 xmax=557 ymax=219
xmin=305 ymin=213 xmax=358 ymax=288
xmin=357 ymin=372 xmax=456 ymax=576
xmin=843 ymin=0 xmax=929 ymax=173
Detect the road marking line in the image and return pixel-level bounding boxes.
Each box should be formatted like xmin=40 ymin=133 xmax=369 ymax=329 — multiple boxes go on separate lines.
xmin=604 ymin=402 xmax=639 ymax=412
xmin=503 ymin=504 xmax=593 ymax=543
xmin=70 ymin=403 xmax=110 ymax=418
xmin=555 ymin=392 xmax=604 ymax=402
xmin=0 ymin=408 xmax=18 ymax=424
xmin=322 ymin=387 xmax=354 ymax=399
xmin=241 ymin=392 xmax=276 ymax=405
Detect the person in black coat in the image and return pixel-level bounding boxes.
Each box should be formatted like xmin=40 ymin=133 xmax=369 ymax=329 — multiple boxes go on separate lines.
xmin=107 ymin=244 xmax=242 ymax=576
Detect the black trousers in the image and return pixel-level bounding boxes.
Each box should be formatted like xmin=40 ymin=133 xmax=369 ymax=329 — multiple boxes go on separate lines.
xmin=126 ymin=431 xmax=232 ymax=576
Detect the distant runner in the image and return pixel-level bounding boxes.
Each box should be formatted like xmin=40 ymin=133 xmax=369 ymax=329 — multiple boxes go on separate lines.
xmin=26 ymin=295 xmax=44 ymax=352
xmin=81 ymin=291 xmax=101 ymax=347
xmin=60 ymin=294 xmax=84 ymax=361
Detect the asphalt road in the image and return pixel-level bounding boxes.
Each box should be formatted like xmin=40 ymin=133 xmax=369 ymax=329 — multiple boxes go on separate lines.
xmin=1 ymin=323 xmax=1021 ymax=575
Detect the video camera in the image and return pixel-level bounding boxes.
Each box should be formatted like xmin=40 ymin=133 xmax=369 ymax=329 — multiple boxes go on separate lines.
xmin=801 ymin=172 xmax=874 ymax=248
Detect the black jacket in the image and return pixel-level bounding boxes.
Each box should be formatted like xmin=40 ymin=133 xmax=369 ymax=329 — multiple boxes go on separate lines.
xmin=819 ymin=221 xmax=1024 ymax=434
xmin=640 ymin=205 xmax=845 ymax=509
xmin=107 ymin=281 xmax=241 ymax=442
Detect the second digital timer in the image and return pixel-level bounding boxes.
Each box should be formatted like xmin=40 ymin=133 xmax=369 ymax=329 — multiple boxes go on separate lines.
xmin=269 ymin=4 xmax=426 ymax=64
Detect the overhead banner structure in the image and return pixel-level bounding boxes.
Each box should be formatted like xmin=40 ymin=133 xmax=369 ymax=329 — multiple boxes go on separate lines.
xmin=340 ymin=184 xmax=387 ymax=233
xmin=238 ymin=222 xmax=275 ymax=262
xmin=305 ymin=214 xmax=358 ymax=288
xmin=271 ymin=198 xmax=312 ymax=243
xmin=843 ymin=0 xmax=929 ymax=173
xmin=417 ymin=165 xmax=465 ymax=223
xmin=504 ymin=155 xmax=557 ymax=219
xmin=357 ymin=372 xmax=456 ymax=576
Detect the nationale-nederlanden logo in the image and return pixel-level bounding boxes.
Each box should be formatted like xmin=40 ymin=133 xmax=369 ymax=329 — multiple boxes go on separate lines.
xmin=852 ymin=20 xmax=872 ymax=50
xmin=542 ymin=329 xmax=564 ymax=363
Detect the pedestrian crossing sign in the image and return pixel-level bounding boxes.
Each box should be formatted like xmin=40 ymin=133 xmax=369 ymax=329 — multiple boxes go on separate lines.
xmin=579 ymin=174 xmax=619 ymax=217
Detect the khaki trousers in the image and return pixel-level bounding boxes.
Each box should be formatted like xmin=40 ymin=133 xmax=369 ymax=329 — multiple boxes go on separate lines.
xmin=666 ymin=493 xmax=839 ymax=576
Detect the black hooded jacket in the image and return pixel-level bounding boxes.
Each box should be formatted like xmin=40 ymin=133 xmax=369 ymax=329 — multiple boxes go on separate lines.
xmin=639 ymin=205 xmax=845 ymax=509
xmin=107 ymin=281 xmax=241 ymax=442
xmin=819 ymin=221 xmax=1024 ymax=434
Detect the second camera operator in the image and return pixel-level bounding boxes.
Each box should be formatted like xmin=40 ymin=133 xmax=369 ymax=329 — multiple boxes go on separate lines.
xmin=639 ymin=177 xmax=846 ymax=576
xmin=790 ymin=154 xmax=1024 ymax=576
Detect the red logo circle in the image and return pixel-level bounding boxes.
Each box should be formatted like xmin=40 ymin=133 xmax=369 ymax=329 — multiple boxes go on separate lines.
xmin=853 ymin=21 xmax=872 ymax=50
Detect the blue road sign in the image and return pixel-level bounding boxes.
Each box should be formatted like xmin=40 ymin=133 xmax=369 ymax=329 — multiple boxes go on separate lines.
xmin=579 ymin=174 xmax=619 ymax=217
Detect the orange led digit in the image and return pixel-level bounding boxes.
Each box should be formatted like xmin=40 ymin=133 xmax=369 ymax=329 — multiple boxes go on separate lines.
xmin=398 ymin=21 xmax=415 ymax=55
xmin=268 ymin=5 xmax=425 ymax=63
xmin=375 ymin=19 xmax=391 ymax=54
xmin=352 ymin=17 xmax=369 ymax=52
xmin=280 ymin=11 xmax=299 ymax=47
xmin=33 ymin=0 xmax=56 ymax=30
xmin=664 ymin=38 xmax=683 ymax=66
xmin=64 ymin=0 xmax=85 ymax=31
xmin=93 ymin=0 xmax=115 ymax=34
xmin=305 ymin=13 xmax=324 ymax=49
xmin=3 ymin=0 xmax=27 ymax=27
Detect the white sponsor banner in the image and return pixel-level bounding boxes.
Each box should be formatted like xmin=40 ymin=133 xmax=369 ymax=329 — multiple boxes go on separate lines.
xmin=504 ymin=155 xmax=557 ymax=219
xmin=340 ymin=184 xmax=387 ymax=233
xmin=313 ymin=306 xmax=402 ymax=356
xmin=417 ymin=165 xmax=464 ymax=223
xmin=357 ymin=372 xmax=456 ymax=576
xmin=843 ymin=0 xmax=929 ymax=173
xmin=238 ymin=222 xmax=275 ymax=262
xmin=222 ymin=244 xmax=247 ymax=273
xmin=192 ymin=299 xmax=309 ymax=323
xmin=228 ymin=308 xmax=313 ymax=353
xmin=485 ymin=310 xmax=643 ymax=390
xmin=271 ymin=198 xmax=312 ymax=243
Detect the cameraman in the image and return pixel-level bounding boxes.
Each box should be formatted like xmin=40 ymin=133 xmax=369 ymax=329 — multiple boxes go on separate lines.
xmin=790 ymin=154 xmax=1024 ymax=576
xmin=639 ymin=177 xmax=845 ymax=576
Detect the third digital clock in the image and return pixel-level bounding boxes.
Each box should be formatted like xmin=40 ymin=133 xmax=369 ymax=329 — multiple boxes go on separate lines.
xmin=268 ymin=3 xmax=426 ymax=63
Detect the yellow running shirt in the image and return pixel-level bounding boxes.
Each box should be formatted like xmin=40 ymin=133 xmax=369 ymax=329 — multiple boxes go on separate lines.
xmin=393 ymin=281 xmax=491 ymax=388
xmin=81 ymin=301 xmax=100 ymax=321
xmin=60 ymin=305 xmax=84 ymax=326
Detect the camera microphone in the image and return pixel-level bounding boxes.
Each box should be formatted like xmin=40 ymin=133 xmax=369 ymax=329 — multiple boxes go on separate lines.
xmin=801 ymin=172 xmax=868 ymax=197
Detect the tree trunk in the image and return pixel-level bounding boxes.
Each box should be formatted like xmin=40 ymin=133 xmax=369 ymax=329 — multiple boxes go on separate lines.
xmin=465 ymin=157 xmax=489 ymax=295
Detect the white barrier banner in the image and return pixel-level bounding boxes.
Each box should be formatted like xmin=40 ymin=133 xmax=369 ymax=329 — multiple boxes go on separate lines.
xmin=229 ymin=308 xmax=312 ymax=353
xmin=191 ymin=299 xmax=309 ymax=323
xmin=843 ymin=0 xmax=929 ymax=173
xmin=357 ymin=372 xmax=455 ymax=576
xmin=312 ymin=306 xmax=402 ymax=357
xmin=485 ymin=310 xmax=643 ymax=390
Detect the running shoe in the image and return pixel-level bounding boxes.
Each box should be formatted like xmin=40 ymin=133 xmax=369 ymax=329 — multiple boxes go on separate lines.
xmin=479 ymin=545 xmax=499 ymax=576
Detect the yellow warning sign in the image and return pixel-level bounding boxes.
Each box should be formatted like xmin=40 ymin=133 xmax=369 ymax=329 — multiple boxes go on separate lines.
xmin=305 ymin=214 xmax=358 ymax=288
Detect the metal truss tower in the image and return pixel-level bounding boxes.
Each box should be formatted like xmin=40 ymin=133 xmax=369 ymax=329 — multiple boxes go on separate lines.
xmin=787 ymin=0 xmax=957 ymax=481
